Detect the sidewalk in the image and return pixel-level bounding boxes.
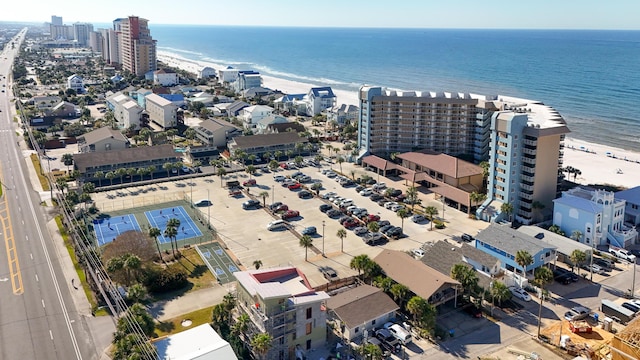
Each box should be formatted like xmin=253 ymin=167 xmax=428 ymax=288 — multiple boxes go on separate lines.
xmin=148 ymin=284 xmax=235 ymax=321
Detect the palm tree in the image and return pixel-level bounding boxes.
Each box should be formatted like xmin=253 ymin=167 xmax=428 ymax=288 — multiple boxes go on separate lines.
xmin=285 ymin=149 xmax=294 ymax=161
xmin=250 ymin=333 xmax=273 ymax=360
xmin=247 ymin=154 xmax=257 ymax=165
xmin=299 ymin=235 xmax=313 ymax=261
xmin=390 ymin=152 xmax=400 ymax=163
xmin=273 ymin=150 xmax=282 ymax=161
xmin=217 ymin=167 xmax=227 ymax=187
xmin=167 ymin=218 xmax=181 ymax=255
xmin=367 ymin=221 xmax=380 ymax=233
xmin=548 ymin=224 xmax=565 ymax=236
xmin=450 ymin=264 xmax=478 ymax=300
xmin=126 ymin=167 xmax=136 ymax=183
xmin=515 ymin=250 xmax=533 ymax=286
xmin=570 ymin=249 xmax=586 ymax=272
xmin=163 ymin=162 xmax=174 ymax=178
xmin=491 ymin=281 xmax=512 ymax=305
xmin=116 ymin=167 xmax=127 ymax=184
xmin=259 ymin=191 xmax=269 ymax=207
xmin=94 ymin=171 xmax=104 ymax=187
xmin=390 ymin=283 xmax=409 ymax=309
xmin=268 ymin=160 xmax=279 ymax=172
xmin=294 ymin=155 xmax=304 ymax=167
xmin=126 ymin=283 xmax=148 ymax=304
xmin=337 ymin=228 xmax=347 ymax=253
xmin=246 ymin=165 xmax=256 ymax=179
xmin=148 ymin=227 xmax=162 ymax=261
xmin=424 ymin=206 xmax=438 ymax=230
xmin=534 ymin=267 xmax=554 ymax=337
xmin=105 ymin=171 xmax=116 ymax=186
xmin=253 ymin=260 xmax=263 ymax=270
xmin=164 ymin=226 xmax=178 ymax=258
xmin=350 ymin=254 xmax=372 ymax=277
xmin=396 ymin=208 xmax=410 ymax=233
xmin=469 ymin=191 xmax=486 ymax=208
xmin=573 ymin=168 xmax=582 ymax=181
xmin=336 ymin=156 xmax=344 ymax=173
xmin=406 ymin=186 xmax=419 ymax=210
xmin=61 ymin=153 xmax=74 ymax=173
xmin=147 ymin=166 xmax=156 ymax=180
xmin=358 ymin=343 xmax=383 ymax=360
xmin=571 ymin=230 xmax=583 ymax=242
xmin=262 ymin=152 xmax=272 ymax=163
xmin=136 ymin=167 xmax=146 ymax=182
xmin=501 ymin=202 xmax=514 ymax=222
xmin=325 ymin=144 xmax=333 ymax=158
xmin=56 ymin=178 xmax=68 ymax=194
xmin=373 ymin=276 xmax=394 ymax=294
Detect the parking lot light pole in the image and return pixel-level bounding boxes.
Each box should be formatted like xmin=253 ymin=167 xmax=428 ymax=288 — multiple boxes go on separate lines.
xmin=322 ymin=221 xmax=326 ymax=257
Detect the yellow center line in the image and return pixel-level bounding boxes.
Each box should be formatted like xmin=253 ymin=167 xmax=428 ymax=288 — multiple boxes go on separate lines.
xmin=0 ymin=163 xmax=23 ymax=295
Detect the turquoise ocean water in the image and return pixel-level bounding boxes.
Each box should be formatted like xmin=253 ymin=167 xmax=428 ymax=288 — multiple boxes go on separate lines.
xmin=147 ymin=25 xmax=640 ymax=151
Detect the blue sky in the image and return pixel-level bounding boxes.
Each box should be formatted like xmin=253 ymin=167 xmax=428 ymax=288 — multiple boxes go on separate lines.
xmin=3 ymin=0 xmax=639 ymax=30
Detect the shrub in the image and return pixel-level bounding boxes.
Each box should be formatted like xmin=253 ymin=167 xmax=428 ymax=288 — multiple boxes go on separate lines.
xmin=143 ymin=267 xmax=188 ymax=293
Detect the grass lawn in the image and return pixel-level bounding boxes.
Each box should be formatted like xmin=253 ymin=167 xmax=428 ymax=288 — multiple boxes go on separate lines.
xmin=30 ymin=153 xmax=50 ymax=191
xmin=154 ymin=306 xmax=214 ymax=338
xmin=152 ymin=248 xmax=217 ymax=301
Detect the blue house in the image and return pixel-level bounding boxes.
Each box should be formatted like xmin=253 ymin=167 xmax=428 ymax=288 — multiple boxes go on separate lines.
xmin=615 ymin=186 xmax=640 ymax=227
xmin=475 ymin=224 xmax=556 ymax=282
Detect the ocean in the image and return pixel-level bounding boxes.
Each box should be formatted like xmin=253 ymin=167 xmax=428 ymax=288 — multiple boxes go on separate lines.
xmin=148 ymin=25 xmax=640 ymax=151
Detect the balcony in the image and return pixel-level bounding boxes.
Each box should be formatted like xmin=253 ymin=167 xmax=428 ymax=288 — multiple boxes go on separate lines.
xmin=521 ymin=174 xmax=534 ymax=182
xmin=522 ymin=147 xmax=537 ymax=156
xmin=523 ymin=138 xmax=537 ymax=146
xmin=519 ymin=192 xmax=533 ymax=200
xmin=520 ymin=183 xmax=534 ymax=191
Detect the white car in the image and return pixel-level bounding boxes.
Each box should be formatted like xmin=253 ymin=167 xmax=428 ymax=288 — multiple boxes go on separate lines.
xmin=509 ymin=286 xmax=531 ymax=302
xmin=359 ymin=188 xmax=373 ymax=196
xmin=274 ymin=175 xmax=285 ymax=182
xmin=326 ymin=172 xmax=337 ymax=178
xmin=384 ymin=201 xmax=398 ymax=209
xmin=322 ymin=192 xmax=337 ymax=199
xmin=412 ymin=249 xmax=425 ymax=259
xmin=391 ymin=204 xmax=405 ymax=212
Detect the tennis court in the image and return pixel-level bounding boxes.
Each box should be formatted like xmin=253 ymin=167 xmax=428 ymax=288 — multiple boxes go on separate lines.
xmin=93 ymin=214 xmax=142 ymax=246
xmin=144 ymin=206 xmax=203 ymax=244
xmin=197 ymin=242 xmax=239 ymax=284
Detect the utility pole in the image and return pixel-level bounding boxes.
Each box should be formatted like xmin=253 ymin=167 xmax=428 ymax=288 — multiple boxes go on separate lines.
xmin=322 ymin=221 xmax=326 ymax=257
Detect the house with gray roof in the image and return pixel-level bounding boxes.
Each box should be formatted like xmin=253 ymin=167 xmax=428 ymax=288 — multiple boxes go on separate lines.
xmin=326 ymin=284 xmax=399 ymax=341
xmin=225 ymin=100 xmax=250 ymax=117
xmin=475 ymin=223 xmax=557 ymax=280
xmin=73 ymin=144 xmax=180 ymax=186
xmin=255 ymin=114 xmax=289 ymax=134
xmin=306 ymin=87 xmax=336 ymax=115
xmin=616 ymin=186 xmax=640 ymax=226
xmin=77 ymin=126 xmax=130 ymax=153
xmin=228 ymin=132 xmax=309 ymax=159
xmin=193 ymin=119 xmax=242 ymax=148
xmin=517 ymin=225 xmax=593 ymax=266
xmin=327 ymin=103 xmax=359 ymax=126
xmin=266 ymin=122 xmax=306 ymax=134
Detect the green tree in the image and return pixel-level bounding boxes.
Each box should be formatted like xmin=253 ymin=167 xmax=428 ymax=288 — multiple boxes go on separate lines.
xmin=94 ymin=170 xmax=104 ymax=187
xmin=358 ymin=343 xmax=383 ymax=360
xmin=217 ymin=167 xmax=227 ymax=187
xmin=250 ymin=333 xmax=273 ymax=360
xmin=470 ymin=191 xmax=487 ymax=207
xmin=163 ymin=162 xmax=174 ymax=178
xmin=246 ymin=165 xmax=256 ymax=179
xmin=501 ymin=202 xmax=514 ymax=222
xmin=116 ymin=167 xmax=127 ymax=184
xmin=570 ymin=249 xmax=586 ymax=272
xmin=253 ymin=260 xmax=263 ymax=270
xmin=273 ymin=150 xmax=282 ymax=161
xmin=259 ymin=191 xmax=269 ymax=207
xmin=367 ymin=221 xmax=380 ymax=233
xmin=396 ymin=208 xmax=410 ymax=233
xmin=164 ymin=225 xmax=178 ymax=258
xmin=247 ymin=154 xmax=257 ymax=165
xmin=350 ymin=254 xmax=372 ymax=277
xmin=61 ymin=153 xmax=74 ymax=173
xmin=490 ymin=281 xmax=512 ymax=305
xmin=406 ymin=296 xmax=437 ymax=330
xmin=337 ymin=228 xmax=347 ymax=253
xmin=126 ymin=283 xmax=148 ymax=304
xmin=450 ymin=263 xmax=479 ymax=299
xmin=147 ymin=166 xmax=156 ymax=180
xmin=126 ymin=167 xmax=136 ymax=183
xmin=105 ymin=171 xmax=115 ymax=186
xmin=56 ymin=177 xmax=68 ymax=194
xmin=268 ymin=160 xmax=279 ymax=172
xmin=515 ymin=250 xmax=533 ymax=286
xmin=390 ymin=283 xmax=410 ymax=310
xmin=423 ymin=206 xmax=438 ymax=230
xmin=534 ymin=267 xmax=554 ymax=337
xmin=336 ymin=156 xmax=345 ymax=173
xmin=294 ymin=155 xmax=304 ymax=167
xmin=406 ymin=186 xmax=419 ymax=210
xmin=548 ymin=224 xmax=565 ymax=236
xmin=148 ymin=227 xmax=162 ymax=261
xmin=571 ymin=229 xmax=583 ymax=242
xmin=299 ymin=235 xmax=313 ymax=261
xmin=373 ymin=276 xmax=394 ymax=294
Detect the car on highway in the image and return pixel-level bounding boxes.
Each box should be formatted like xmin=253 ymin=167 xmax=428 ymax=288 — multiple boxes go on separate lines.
xmin=411 ymin=214 xmax=426 ymax=223
xmin=319 ymin=204 xmax=333 ymax=213
xmin=509 ymin=286 xmax=531 ymax=302
xmin=281 ymin=210 xmax=300 ymax=220
xmin=301 ymin=226 xmax=317 ymax=236
xmin=242 ymin=199 xmax=261 ymax=209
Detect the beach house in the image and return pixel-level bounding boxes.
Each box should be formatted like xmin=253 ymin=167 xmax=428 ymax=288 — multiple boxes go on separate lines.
xmin=66 ymin=74 xmax=83 ymax=93
xmin=306 ymin=87 xmax=337 ymax=116
xmin=145 ymin=93 xmax=178 ymax=129
xmin=553 ymin=187 xmax=638 ymax=248
xmin=77 ymin=126 xmax=130 ymax=153
xmin=615 ymin=186 xmax=640 ymax=227
xmin=233 ymin=267 xmax=329 ymax=360
xmin=238 ymin=105 xmax=274 ymax=129
xmin=197 ymin=66 xmax=217 ymax=79
xmin=233 ymin=70 xmax=262 ymax=92
xmin=327 ymin=103 xmax=359 ymax=126
xmin=153 ymin=68 xmax=178 ymax=86
xmin=106 ymin=92 xmax=143 ymax=129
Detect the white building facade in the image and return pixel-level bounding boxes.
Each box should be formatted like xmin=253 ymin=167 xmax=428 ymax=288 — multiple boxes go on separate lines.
xmin=145 ymin=93 xmax=178 ymax=129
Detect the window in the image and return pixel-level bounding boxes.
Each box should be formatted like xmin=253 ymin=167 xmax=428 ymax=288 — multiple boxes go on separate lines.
xmin=306 ymin=308 xmax=312 ymax=319
xmin=372 ymin=319 xmax=376 ymax=326
xmin=306 ymin=323 xmax=312 ymax=335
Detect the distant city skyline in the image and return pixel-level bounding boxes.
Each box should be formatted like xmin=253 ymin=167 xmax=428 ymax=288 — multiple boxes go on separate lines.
xmin=2 ymin=0 xmax=640 ymax=30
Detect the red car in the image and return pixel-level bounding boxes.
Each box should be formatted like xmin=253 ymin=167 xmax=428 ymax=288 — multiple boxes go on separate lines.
xmin=275 ymin=204 xmax=289 ymax=213
xmin=367 ymin=214 xmax=380 ymax=222
xmin=243 ymin=179 xmax=256 ymax=186
xmin=343 ymin=219 xmax=359 ymax=228
xmin=288 ymin=183 xmax=301 ymax=190
xmin=280 ymin=163 xmax=288 ymax=169
xmin=281 ymin=210 xmax=300 ymax=220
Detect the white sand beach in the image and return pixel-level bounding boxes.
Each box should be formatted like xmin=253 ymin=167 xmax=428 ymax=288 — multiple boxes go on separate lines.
xmin=158 ymin=51 xmax=639 ymax=190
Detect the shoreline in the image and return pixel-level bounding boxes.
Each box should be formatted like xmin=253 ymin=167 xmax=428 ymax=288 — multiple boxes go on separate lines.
xmin=157 ymin=51 xmax=639 ymax=190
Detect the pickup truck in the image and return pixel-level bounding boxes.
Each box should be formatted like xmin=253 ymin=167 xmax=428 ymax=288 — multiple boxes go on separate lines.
xmin=609 ymin=247 xmax=636 ymax=262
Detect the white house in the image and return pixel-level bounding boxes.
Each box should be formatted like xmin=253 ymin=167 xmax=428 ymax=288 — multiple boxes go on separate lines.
xmin=233 ymin=71 xmax=262 ymax=92
xmin=553 ymin=187 xmax=638 ymax=248
xmin=145 ymin=93 xmax=178 ymax=129
xmin=154 ymin=324 xmax=237 ymax=360
xmin=238 ymin=105 xmax=273 ymax=129
xmin=106 ymin=92 xmax=143 ymax=129
xmin=327 ymin=104 xmax=359 ymax=125
xmin=153 ymin=69 xmax=179 ymax=86
xmin=198 ymin=66 xmax=217 ymax=79
xmin=615 ymin=186 xmax=640 ymax=227
xmin=218 ymin=66 xmax=238 ymax=84
xmin=66 ymin=74 xmax=83 ymax=93
xmin=306 ymin=87 xmax=336 ymax=116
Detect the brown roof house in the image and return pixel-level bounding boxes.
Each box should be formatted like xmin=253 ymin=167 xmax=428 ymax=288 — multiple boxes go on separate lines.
xmin=374 ymin=249 xmax=461 ymax=307
xmin=326 ymin=284 xmax=399 ymax=341
xmin=77 ymin=126 xmax=130 ymax=153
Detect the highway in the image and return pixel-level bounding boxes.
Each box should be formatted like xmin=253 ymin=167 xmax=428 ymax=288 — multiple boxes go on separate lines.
xmin=0 ymin=29 xmax=100 ymax=360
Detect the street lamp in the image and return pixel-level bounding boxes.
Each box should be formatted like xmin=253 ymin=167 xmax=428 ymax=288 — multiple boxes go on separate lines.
xmin=322 ymin=221 xmax=326 ymax=257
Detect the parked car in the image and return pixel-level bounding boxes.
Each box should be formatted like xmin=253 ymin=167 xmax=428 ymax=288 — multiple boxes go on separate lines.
xmin=267 ymin=220 xmax=287 ymax=231
xmin=298 ymin=190 xmax=313 ymax=199
xmin=322 ymin=192 xmax=337 ymax=199
xmin=622 ymin=302 xmax=640 ymax=314
xmin=382 ymin=322 xmax=412 ymax=345
xmin=377 ymin=220 xmax=390 ymax=227
xmin=365 ymin=338 xmax=390 ymax=358
xmin=288 ymin=183 xmax=301 ymax=190
xmin=242 ymin=179 xmax=256 ymax=186
xmin=367 ymin=214 xmax=381 ymax=222
xmin=359 ymin=188 xmax=373 ymax=196
xmin=242 ymin=199 xmax=261 ymax=209
xmin=320 ymin=267 xmax=338 ymax=281
xmin=299 ymin=175 xmax=312 ymax=183
xmin=387 ymin=189 xmax=402 ymax=197
xmin=373 ymin=182 xmax=387 ymax=191
xmin=353 ymin=227 xmax=368 ymax=235
xmin=385 ymin=226 xmax=403 ymax=238
xmin=412 ymin=249 xmax=425 ymax=259
xmin=594 ymin=258 xmax=614 ymax=270
xmin=274 ymin=175 xmax=285 ymax=182
xmin=319 ymin=204 xmax=333 ymax=213
xmin=411 ymin=214 xmax=426 ymax=223
xmin=583 ymin=264 xmax=604 ymax=275
xmin=461 ymin=233 xmax=474 ymax=242
xmin=355 ymin=185 xmax=365 ymax=193
xmin=564 ymin=306 xmax=590 ymax=321
xmin=379 ymin=224 xmax=393 ymax=234
xmin=374 ymin=328 xmax=401 ymax=354
xmin=554 ymin=272 xmax=571 ymax=285
xmin=464 ymin=304 xmax=483 ymax=318
xmin=509 ymin=286 xmax=531 ymax=302
xmin=281 ymin=210 xmax=300 ymax=220
xmin=370 ymin=194 xmax=383 ymax=201
xmin=274 ymin=204 xmax=289 ymax=213
xmin=194 ymin=199 xmax=212 ymax=207
xmin=343 ymin=219 xmax=359 ymax=228
xmin=301 ymin=226 xmax=317 ymax=235
xmin=363 ymin=232 xmax=385 ymax=246
xmin=326 ymin=209 xmax=342 ymax=218
xmin=384 ymin=201 xmax=398 ymax=209
xmin=338 ymin=216 xmax=352 ymax=225
xmin=390 ymin=204 xmax=405 ymax=212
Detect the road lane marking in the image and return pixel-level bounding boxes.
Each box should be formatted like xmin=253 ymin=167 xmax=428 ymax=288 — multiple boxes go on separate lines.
xmin=49 ymin=330 xmax=53 ymax=340
xmin=35 ymin=274 xmax=38 ymax=282
xmin=0 ymin=163 xmax=23 ymax=295
xmin=30 ymin=253 xmax=33 ymax=260
xmin=42 ymin=299 xmax=45 ymax=308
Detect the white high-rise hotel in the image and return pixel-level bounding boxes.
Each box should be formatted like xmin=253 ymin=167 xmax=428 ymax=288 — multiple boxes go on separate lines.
xmin=358 ymin=86 xmax=570 ymax=224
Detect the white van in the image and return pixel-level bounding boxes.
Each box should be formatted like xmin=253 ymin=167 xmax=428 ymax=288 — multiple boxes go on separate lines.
xmin=340 ymin=199 xmax=354 ymax=207
xmin=384 ymin=322 xmax=412 ymax=345
xmin=267 ymin=220 xmax=287 ymax=231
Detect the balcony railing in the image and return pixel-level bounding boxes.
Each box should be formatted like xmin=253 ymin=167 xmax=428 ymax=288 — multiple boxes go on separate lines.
xmin=523 ymin=138 xmax=537 ymax=146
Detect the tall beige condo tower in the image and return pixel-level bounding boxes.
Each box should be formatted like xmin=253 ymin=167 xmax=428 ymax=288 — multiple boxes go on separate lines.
xmin=118 ymin=16 xmax=157 ymax=76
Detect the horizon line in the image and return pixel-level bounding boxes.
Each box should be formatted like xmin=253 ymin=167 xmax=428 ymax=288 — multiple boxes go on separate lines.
xmin=1 ymin=20 xmax=639 ymax=31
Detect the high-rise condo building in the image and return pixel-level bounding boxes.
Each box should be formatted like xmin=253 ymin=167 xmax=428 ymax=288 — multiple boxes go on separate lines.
xmin=72 ymin=23 xmax=93 ymax=47
xmin=100 ymin=27 xmax=119 ymax=65
xmin=357 ymin=86 xmax=570 ymax=224
xmin=117 ymin=16 xmax=156 ymax=76
xmin=51 ymin=15 xmax=62 ymax=26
